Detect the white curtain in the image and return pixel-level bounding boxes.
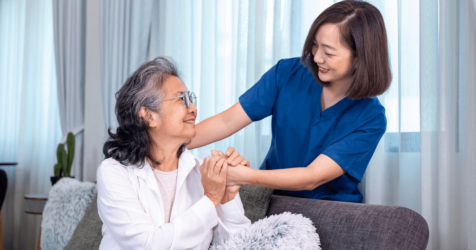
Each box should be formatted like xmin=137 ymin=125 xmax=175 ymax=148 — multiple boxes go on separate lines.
xmin=149 ymin=0 xmax=335 ymax=164
xmin=100 ymin=0 xmax=153 ymax=132
xmin=0 ymin=0 xmax=62 ymax=249
xmin=53 ymin=0 xmax=86 ymax=180
xmin=361 ymin=0 xmax=476 ymax=249
xmin=155 ymin=0 xmax=476 ymax=249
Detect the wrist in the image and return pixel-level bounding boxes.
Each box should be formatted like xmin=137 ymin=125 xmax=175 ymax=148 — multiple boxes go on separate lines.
xmin=205 ymin=193 xmax=221 ymax=207
xmin=240 ymin=167 xmax=255 ymax=185
xmin=221 ymin=192 xmax=236 ymax=204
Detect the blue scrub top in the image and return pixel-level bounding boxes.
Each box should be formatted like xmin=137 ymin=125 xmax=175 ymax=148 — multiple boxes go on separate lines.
xmin=239 ymin=57 xmax=387 ymax=203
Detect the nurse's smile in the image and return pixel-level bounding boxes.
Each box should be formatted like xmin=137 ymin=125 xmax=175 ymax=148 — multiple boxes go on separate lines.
xmin=318 ymin=66 xmax=330 ymax=73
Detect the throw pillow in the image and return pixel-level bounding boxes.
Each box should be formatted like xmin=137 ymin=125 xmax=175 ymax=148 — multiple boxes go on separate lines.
xmin=210 ymin=212 xmax=321 ymax=250
xmin=64 ymin=194 xmax=103 ymax=250
xmin=238 ymin=185 xmax=274 ymax=223
xmin=41 ymin=178 xmax=97 ymax=250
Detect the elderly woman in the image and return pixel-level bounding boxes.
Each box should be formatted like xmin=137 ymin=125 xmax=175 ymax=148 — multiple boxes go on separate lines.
xmin=97 ymin=57 xmax=251 ymax=250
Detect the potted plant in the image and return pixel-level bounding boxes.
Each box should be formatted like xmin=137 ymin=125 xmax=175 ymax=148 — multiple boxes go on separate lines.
xmin=51 ymin=132 xmax=75 ymax=186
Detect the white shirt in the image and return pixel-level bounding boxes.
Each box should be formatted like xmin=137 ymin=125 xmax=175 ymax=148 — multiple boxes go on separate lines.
xmin=153 ymin=168 xmax=177 ymax=223
xmin=97 ymin=149 xmax=251 ymax=250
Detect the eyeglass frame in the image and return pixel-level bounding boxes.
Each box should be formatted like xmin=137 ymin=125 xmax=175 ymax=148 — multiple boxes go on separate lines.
xmin=157 ymin=91 xmax=197 ymax=108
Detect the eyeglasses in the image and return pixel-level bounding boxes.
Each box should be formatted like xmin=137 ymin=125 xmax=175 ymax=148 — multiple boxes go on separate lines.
xmin=158 ymin=91 xmax=197 ymax=108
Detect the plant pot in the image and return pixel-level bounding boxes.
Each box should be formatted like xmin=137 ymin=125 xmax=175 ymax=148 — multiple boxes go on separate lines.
xmin=50 ymin=176 xmax=75 ymax=186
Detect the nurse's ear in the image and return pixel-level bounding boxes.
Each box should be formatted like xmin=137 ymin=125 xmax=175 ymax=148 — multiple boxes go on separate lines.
xmin=138 ymin=106 xmax=160 ymax=128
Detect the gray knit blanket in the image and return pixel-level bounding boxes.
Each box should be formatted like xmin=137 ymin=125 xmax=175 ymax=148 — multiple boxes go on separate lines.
xmin=210 ymin=212 xmax=321 ymax=250
xmin=41 ymin=178 xmax=97 ymax=250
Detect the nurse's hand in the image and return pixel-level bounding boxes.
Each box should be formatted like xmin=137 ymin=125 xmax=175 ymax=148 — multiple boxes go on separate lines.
xmin=223 ymin=147 xmax=250 ymax=167
xmin=226 ymin=163 xmax=251 ymax=187
xmin=200 ymin=156 xmax=228 ymax=207
xmin=211 ymin=149 xmax=246 ymax=204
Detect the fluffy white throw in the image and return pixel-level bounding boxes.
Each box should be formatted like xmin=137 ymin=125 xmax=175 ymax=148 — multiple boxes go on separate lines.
xmin=210 ymin=212 xmax=321 ymax=250
xmin=41 ymin=178 xmax=97 ymax=250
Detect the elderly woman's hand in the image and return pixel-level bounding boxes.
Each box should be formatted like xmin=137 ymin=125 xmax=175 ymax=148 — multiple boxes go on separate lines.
xmin=200 ymin=156 xmax=228 ymax=207
xmin=211 ymin=149 xmax=251 ymax=204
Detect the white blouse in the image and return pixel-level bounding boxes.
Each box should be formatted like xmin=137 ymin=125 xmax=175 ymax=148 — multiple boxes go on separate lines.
xmin=97 ymin=149 xmax=251 ymax=250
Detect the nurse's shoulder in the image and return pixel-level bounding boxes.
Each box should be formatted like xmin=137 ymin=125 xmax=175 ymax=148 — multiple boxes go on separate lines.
xmin=352 ymin=97 xmax=387 ymax=130
xmin=272 ymin=57 xmax=317 ymax=88
xmin=274 ymin=57 xmax=311 ymax=76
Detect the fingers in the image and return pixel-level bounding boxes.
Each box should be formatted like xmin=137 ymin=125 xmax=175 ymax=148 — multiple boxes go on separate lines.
xmin=206 ymin=156 xmax=220 ymax=178
xmin=213 ymin=157 xmax=226 ymax=176
xmin=230 ymin=155 xmax=245 ymax=166
xmin=227 ymin=150 xmax=240 ymax=165
xmin=217 ymin=151 xmax=226 ymax=157
xmin=211 ymin=149 xmax=219 ymax=156
xmin=220 ymin=157 xmax=229 ymax=178
xmin=225 ymin=147 xmax=235 ymax=156
xmin=241 ymin=159 xmax=250 ymax=167
xmin=200 ymin=157 xmax=210 ymax=175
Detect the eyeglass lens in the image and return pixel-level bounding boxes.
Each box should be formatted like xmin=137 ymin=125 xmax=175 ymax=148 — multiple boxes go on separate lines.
xmin=184 ymin=92 xmax=197 ymax=108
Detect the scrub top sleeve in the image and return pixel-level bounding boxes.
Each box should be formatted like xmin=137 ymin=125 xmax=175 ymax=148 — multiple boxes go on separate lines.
xmin=239 ymin=60 xmax=286 ymax=122
xmin=322 ymin=113 xmax=387 ymax=182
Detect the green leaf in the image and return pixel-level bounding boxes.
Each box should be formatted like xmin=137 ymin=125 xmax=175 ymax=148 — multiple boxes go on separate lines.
xmin=59 ymin=146 xmax=67 ymax=177
xmin=54 ymin=163 xmax=62 ymax=177
xmin=66 ymin=132 xmax=75 ymax=177
xmin=56 ymin=144 xmax=63 ymax=176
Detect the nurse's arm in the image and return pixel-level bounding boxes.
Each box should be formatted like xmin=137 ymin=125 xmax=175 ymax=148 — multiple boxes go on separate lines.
xmin=230 ymin=154 xmax=345 ymax=191
xmin=187 ymin=102 xmax=252 ymax=149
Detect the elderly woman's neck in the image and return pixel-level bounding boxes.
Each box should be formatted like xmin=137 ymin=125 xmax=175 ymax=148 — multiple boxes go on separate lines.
xmin=148 ymin=143 xmax=182 ymax=172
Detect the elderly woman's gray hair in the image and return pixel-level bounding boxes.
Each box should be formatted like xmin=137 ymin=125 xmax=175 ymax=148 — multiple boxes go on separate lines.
xmin=103 ymin=57 xmax=183 ymax=168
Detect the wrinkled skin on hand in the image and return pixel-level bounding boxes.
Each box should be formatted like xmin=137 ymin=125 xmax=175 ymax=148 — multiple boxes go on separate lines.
xmin=211 ymin=147 xmax=250 ymax=204
xmin=200 ymin=155 xmax=228 ymax=207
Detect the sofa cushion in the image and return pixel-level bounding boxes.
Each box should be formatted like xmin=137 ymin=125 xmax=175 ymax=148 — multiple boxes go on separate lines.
xmin=266 ymin=195 xmax=429 ymax=250
xmin=64 ymin=193 xmax=103 ymax=250
xmin=238 ymin=185 xmax=274 ymax=223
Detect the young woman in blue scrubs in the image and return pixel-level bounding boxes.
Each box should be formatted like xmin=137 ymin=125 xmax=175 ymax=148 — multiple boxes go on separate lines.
xmin=188 ymin=0 xmax=391 ymax=203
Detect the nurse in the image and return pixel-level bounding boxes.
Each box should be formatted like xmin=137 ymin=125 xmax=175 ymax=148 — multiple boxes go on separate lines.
xmin=189 ymin=0 xmax=391 ymax=203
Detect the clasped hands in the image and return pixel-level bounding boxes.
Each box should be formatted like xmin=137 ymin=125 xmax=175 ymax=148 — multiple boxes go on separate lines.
xmin=200 ymin=147 xmax=250 ymax=207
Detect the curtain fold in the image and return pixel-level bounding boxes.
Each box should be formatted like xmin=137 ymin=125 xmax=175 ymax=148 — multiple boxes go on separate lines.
xmin=53 ymin=0 xmax=86 ymax=180
xmin=0 ymin=0 xmax=62 ymax=249
xmin=149 ymin=0 xmax=327 ymax=165
xmin=361 ymin=0 xmax=476 ymax=249
xmin=100 ymin=0 xmax=153 ymax=132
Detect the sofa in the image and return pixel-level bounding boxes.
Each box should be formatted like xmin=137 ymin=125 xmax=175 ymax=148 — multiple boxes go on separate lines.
xmin=60 ymin=184 xmax=429 ymax=250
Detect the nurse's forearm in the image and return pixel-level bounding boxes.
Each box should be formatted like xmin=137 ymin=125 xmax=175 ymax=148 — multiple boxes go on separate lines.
xmin=236 ymin=154 xmax=345 ymax=191
xmin=188 ymin=102 xmax=252 ymax=149
xmin=188 ymin=114 xmax=228 ymax=149
xmin=242 ymin=168 xmax=324 ymax=191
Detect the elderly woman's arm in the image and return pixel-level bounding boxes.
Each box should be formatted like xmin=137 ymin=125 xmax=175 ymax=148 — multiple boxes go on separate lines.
xmin=215 ymin=193 xmax=251 ymax=240
xmin=97 ymin=160 xmax=219 ymax=250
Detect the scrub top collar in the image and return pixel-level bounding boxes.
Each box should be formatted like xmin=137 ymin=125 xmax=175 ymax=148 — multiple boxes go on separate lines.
xmin=313 ymin=85 xmax=357 ymax=124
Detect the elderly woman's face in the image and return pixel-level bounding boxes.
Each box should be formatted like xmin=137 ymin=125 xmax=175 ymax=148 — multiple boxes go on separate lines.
xmin=151 ymin=76 xmax=197 ymax=141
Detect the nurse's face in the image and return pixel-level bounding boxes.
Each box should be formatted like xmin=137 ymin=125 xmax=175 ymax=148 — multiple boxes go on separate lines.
xmin=311 ymin=23 xmax=353 ymax=86
xmin=144 ymin=76 xmax=198 ymax=144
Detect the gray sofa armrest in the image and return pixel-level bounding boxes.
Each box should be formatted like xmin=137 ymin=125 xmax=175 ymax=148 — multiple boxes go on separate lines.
xmin=266 ymin=195 xmax=429 ymax=250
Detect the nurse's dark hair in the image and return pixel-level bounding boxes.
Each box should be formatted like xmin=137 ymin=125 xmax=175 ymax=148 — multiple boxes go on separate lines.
xmin=301 ymin=0 xmax=391 ymax=99
xmin=103 ymin=57 xmax=186 ymax=168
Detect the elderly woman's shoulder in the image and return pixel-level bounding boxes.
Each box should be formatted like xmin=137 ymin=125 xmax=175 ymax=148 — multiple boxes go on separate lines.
xmin=99 ymin=157 xmax=135 ymax=172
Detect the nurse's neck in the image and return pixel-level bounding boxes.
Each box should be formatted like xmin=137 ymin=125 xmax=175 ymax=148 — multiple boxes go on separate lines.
xmin=320 ymin=78 xmax=352 ymax=112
